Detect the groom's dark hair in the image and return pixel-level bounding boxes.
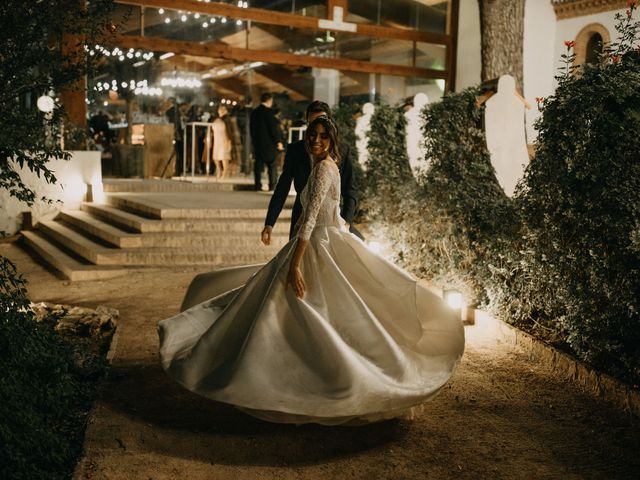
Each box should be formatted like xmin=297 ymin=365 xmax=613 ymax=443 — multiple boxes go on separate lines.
xmin=305 ymin=101 xmax=331 ymax=121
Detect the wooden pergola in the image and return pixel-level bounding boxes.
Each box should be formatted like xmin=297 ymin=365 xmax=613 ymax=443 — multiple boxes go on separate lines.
xmin=67 ymin=0 xmax=460 ymax=124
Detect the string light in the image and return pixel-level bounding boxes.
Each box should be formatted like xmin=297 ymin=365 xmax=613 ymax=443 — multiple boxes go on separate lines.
xmin=160 ymin=77 xmax=202 ymax=88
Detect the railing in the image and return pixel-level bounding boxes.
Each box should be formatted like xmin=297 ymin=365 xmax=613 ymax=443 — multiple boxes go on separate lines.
xmin=183 ymin=122 xmax=212 ymax=179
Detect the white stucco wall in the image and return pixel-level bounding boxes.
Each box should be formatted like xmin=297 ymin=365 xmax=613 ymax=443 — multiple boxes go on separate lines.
xmin=523 ymin=0 xmax=557 ymax=143
xmin=553 ymin=8 xmax=628 ymax=75
xmin=455 ymin=0 xmax=482 ymax=92
xmin=0 ymin=151 xmax=102 ymax=235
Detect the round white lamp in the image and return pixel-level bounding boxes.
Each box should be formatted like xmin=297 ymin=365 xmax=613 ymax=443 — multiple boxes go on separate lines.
xmin=37 ymin=95 xmax=55 ymax=113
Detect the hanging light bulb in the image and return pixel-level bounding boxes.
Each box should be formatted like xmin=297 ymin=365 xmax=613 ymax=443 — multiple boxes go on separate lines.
xmin=159 ymin=8 xmax=164 ymax=14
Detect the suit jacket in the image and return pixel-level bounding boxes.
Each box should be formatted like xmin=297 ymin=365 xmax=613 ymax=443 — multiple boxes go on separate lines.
xmin=265 ymin=139 xmax=357 ymax=239
xmin=249 ymin=104 xmax=281 ymax=160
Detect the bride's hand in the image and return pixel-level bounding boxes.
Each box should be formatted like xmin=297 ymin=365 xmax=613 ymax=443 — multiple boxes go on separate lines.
xmin=287 ymin=265 xmax=306 ymax=298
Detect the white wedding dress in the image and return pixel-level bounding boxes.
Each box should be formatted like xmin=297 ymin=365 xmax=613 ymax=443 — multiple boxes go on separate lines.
xmin=158 ymin=159 xmax=465 ymax=425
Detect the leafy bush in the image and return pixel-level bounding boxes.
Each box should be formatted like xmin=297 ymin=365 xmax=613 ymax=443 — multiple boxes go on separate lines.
xmin=0 ymin=257 xmax=106 ymax=479
xmin=416 ymin=88 xmax=520 ymax=304
xmin=364 ymin=102 xmax=416 ymax=223
xmin=0 ymin=2 xmax=116 ymax=477
xmin=361 ymin=7 xmax=640 ymax=384
xmin=507 ymin=8 xmax=640 ymax=380
xmin=364 ymin=94 xmax=518 ymax=306
xmin=332 ymin=102 xmax=366 ymax=217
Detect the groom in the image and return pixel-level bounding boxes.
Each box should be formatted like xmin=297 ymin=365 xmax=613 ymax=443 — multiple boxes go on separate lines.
xmin=261 ymin=101 xmax=359 ymax=244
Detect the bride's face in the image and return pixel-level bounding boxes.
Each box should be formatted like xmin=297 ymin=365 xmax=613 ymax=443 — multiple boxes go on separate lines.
xmin=308 ymin=123 xmax=331 ymax=159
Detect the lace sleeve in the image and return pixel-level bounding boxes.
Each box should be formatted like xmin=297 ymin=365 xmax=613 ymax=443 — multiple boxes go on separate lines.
xmin=297 ymin=160 xmax=336 ymax=241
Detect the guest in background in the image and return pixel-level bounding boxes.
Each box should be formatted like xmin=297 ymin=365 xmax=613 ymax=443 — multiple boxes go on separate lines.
xmin=250 ymin=92 xmax=283 ymax=191
xmin=211 ymin=105 xmax=233 ymax=180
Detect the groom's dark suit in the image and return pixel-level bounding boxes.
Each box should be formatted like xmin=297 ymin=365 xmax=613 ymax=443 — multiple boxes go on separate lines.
xmin=265 ymin=139 xmax=357 ymax=239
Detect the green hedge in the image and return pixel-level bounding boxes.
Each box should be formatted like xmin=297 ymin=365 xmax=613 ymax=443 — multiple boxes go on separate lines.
xmin=363 ymin=94 xmax=518 ymax=306
xmin=509 ymin=11 xmax=640 ymax=379
xmin=0 ymin=256 xmax=106 ymax=479
xmin=362 ymin=10 xmax=640 ymax=383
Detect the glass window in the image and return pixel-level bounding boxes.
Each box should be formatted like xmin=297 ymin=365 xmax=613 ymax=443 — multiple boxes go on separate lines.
xmin=248 ymin=0 xmax=326 ymax=17
xmin=585 ymin=33 xmax=603 ymax=65
xmin=415 ymin=42 xmax=446 ymax=70
xmin=347 ymin=0 xmax=451 ymax=34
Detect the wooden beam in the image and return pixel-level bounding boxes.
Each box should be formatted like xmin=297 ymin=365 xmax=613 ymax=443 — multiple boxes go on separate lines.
xmin=207 ymin=77 xmax=245 ymax=97
xmin=446 ymin=0 xmax=460 ymax=92
xmin=115 ymin=35 xmax=447 ymax=79
xmin=116 ymin=0 xmax=450 ymax=45
xmin=254 ymin=64 xmax=313 ymax=99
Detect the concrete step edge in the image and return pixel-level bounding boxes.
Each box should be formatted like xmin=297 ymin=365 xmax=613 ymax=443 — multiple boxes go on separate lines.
xmin=37 ymin=220 xmax=111 ymax=263
xmin=59 ymin=210 xmax=141 ymax=248
xmin=20 ymin=231 xmax=127 ymax=281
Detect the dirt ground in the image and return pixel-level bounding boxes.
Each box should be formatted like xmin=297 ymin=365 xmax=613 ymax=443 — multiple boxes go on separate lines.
xmin=2 ymin=242 xmax=638 ymax=480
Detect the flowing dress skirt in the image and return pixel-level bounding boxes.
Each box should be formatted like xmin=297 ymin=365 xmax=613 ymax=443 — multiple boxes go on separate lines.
xmin=158 ymin=227 xmax=465 ymax=425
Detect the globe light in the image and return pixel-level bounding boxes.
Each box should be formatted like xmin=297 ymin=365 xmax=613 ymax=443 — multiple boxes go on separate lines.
xmin=202 ymin=22 xmax=208 ymax=28
xmin=36 ymin=95 xmax=55 ymax=113
xmin=159 ymin=8 xmax=164 ymax=14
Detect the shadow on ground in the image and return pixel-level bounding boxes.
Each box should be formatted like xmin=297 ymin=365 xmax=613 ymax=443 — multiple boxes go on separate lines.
xmin=100 ymin=362 xmax=412 ymax=467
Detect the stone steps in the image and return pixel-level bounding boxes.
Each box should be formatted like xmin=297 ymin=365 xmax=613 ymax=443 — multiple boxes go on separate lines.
xmin=21 ymin=187 xmax=294 ymax=280
xmin=59 ymin=210 xmax=142 ymax=247
xmin=61 ymin=209 xmax=289 ymax=248
xmin=106 ymin=194 xmax=292 ymax=221
xmin=20 ymin=230 xmax=127 ymax=281
xmin=83 ymin=246 xmax=281 ymax=266
xmin=103 ymin=178 xmax=256 ymax=193
xmin=81 ymin=203 xmax=290 ymax=234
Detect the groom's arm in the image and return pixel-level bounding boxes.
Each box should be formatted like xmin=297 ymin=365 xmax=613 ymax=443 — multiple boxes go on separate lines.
xmin=262 ymin=145 xmax=295 ymax=245
xmin=340 ymin=145 xmax=357 ymax=225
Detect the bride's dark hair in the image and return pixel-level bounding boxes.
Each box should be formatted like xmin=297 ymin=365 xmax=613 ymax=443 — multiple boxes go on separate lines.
xmin=304 ymin=116 xmax=341 ymax=165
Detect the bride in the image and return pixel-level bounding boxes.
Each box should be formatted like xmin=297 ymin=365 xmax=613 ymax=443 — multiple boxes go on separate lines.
xmin=158 ymin=116 xmax=465 ymax=425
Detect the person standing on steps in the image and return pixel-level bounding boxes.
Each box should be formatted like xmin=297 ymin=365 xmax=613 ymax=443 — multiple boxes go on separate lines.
xmin=250 ymin=92 xmax=283 ymax=191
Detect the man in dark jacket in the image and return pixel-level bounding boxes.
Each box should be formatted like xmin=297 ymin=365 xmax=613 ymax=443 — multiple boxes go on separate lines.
xmin=250 ymin=92 xmax=283 ymax=191
xmin=261 ymin=101 xmax=360 ymax=243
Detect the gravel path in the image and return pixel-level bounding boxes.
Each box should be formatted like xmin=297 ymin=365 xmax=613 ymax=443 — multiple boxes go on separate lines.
xmin=2 ymin=243 xmax=638 ymax=480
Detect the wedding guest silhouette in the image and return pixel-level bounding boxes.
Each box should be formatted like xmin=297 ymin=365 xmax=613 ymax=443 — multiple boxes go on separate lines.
xmin=250 ymin=92 xmax=283 ymax=191
xmin=261 ymin=101 xmax=359 ymax=243
xmin=158 ymin=116 xmax=465 ymax=425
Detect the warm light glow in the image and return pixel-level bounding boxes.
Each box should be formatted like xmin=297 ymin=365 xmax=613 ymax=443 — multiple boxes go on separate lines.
xmin=444 ymin=290 xmax=463 ymax=310
xmin=90 ymin=177 xmax=105 ymax=203
xmin=64 ymin=176 xmax=88 ymax=203
xmin=367 ymin=241 xmax=381 ymax=254
xmin=159 ymin=52 xmax=175 ymax=60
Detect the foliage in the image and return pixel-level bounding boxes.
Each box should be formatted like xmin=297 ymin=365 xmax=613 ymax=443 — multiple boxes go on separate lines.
xmin=414 ymin=88 xmax=520 ymax=304
xmin=505 ymin=7 xmax=640 ymax=380
xmin=0 ymin=2 xmax=115 ymax=478
xmin=332 ymin=102 xmax=366 ymax=215
xmin=363 ymin=94 xmax=518 ymax=305
xmin=364 ymin=102 xmax=416 ymax=224
xmin=362 ymin=7 xmax=640 ymax=383
xmin=0 ymin=257 xmax=107 ymax=479
xmin=0 ymin=0 xmax=115 ymax=207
